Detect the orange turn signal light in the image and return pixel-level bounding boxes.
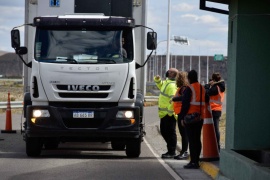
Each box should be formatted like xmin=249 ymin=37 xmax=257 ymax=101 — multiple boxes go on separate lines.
xmin=130 ymin=119 xmax=136 ymax=124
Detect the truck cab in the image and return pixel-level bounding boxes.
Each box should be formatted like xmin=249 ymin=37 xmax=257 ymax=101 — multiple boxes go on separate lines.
xmin=11 ymin=1 xmax=156 ymax=158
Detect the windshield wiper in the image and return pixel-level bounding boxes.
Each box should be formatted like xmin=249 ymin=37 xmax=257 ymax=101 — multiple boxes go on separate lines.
xmin=56 ymin=57 xmax=78 ymax=64
xmin=98 ymin=58 xmax=116 ymax=64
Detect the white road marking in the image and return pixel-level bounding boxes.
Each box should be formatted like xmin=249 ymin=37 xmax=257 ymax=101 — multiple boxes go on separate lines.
xmin=144 ymin=138 xmax=183 ymax=180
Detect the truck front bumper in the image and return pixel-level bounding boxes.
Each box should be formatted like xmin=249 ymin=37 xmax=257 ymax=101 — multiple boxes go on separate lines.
xmin=25 ymin=105 xmax=141 ymax=140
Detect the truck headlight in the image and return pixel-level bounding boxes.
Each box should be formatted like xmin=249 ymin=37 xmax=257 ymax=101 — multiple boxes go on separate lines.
xmin=33 ymin=110 xmax=50 ymax=118
xmin=116 ymin=110 xmax=134 ymax=119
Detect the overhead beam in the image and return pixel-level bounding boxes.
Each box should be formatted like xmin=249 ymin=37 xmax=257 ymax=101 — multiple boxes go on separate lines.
xmin=200 ymin=0 xmax=229 ymax=15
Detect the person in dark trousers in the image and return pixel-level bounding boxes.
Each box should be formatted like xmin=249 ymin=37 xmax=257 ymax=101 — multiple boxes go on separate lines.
xmin=154 ymin=68 xmax=178 ymax=158
xmin=178 ymin=70 xmax=208 ymax=169
xmin=171 ymin=71 xmax=189 ymax=160
xmin=205 ymin=72 xmax=225 ymax=151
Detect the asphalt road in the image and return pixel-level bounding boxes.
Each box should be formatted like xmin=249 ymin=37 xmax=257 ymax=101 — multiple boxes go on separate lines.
xmin=0 ymin=107 xmax=211 ymax=180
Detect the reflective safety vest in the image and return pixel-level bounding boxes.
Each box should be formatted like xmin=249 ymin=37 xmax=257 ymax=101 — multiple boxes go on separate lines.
xmin=173 ymin=86 xmax=186 ymax=115
xmin=154 ymin=77 xmax=177 ymax=119
xmin=210 ymin=86 xmax=224 ymax=111
xmin=187 ymin=82 xmax=205 ymax=117
xmin=173 ymin=88 xmax=182 ymax=115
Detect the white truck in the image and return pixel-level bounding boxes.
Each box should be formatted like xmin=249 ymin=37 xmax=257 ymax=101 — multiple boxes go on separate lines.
xmin=11 ymin=0 xmax=157 ymax=158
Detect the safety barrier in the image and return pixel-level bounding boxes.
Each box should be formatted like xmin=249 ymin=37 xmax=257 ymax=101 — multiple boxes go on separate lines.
xmin=0 ymin=101 xmax=23 ymax=109
xmin=143 ymin=96 xmax=159 ymax=102
xmin=0 ymin=96 xmax=159 ymax=109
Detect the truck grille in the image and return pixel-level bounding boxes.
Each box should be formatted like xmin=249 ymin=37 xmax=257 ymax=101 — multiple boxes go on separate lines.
xmin=58 ymin=93 xmax=108 ymax=98
xmin=49 ymin=102 xmax=118 ymax=108
xmin=56 ymin=85 xmax=111 ymax=91
xmin=56 ymin=85 xmax=110 ymax=99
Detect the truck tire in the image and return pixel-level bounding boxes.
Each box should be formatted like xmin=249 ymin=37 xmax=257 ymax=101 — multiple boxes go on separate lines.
xmin=111 ymin=141 xmax=126 ymax=150
xmin=26 ymin=137 xmax=42 ymax=157
xmin=125 ymin=136 xmax=142 ymax=158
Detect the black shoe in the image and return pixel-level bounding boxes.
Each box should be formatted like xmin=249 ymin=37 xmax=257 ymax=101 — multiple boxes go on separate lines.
xmin=161 ymin=152 xmax=176 ymax=159
xmin=161 ymin=152 xmax=169 ymax=156
xmin=174 ymin=152 xmax=189 ymax=160
xmin=183 ymin=162 xmax=200 ymax=169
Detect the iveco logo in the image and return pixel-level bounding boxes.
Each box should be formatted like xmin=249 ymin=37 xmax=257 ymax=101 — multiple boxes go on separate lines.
xmin=67 ymin=85 xmax=100 ymax=91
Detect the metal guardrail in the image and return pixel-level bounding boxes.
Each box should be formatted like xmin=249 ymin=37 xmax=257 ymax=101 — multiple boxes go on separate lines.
xmin=144 ymin=96 xmax=158 ymax=102
xmin=0 ymin=96 xmax=159 ymax=109
xmin=0 ymin=101 xmax=23 ymax=109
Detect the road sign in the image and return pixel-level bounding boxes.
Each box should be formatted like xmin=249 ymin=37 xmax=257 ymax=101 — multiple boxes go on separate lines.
xmin=214 ymin=54 xmax=224 ymax=61
xmin=173 ymin=36 xmax=189 ymax=45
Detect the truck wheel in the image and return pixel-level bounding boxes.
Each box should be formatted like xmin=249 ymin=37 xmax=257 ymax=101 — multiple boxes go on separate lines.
xmin=111 ymin=141 xmax=126 ymax=150
xmin=125 ymin=136 xmax=142 ymax=158
xmin=44 ymin=141 xmax=59 ymax=150
xmin=26 ymin=137 xmax=42 ymax=157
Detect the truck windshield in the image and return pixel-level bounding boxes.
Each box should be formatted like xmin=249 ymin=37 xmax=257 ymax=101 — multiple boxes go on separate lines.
xmin=35 ymin=28 xmax=133 ymax=64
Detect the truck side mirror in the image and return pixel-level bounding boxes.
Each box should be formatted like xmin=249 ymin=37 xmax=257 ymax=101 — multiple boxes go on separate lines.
xmin=11 ymin=29 xmax=21 ymax=49
xmin=16 ymin=47 xmax=28 ymax=55
xmin=147 ymin=32 xmax=157 ymax=50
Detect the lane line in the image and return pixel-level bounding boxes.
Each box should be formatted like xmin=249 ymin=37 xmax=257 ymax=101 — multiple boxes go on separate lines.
xmin=144 ymin=138 xmax=183 ymax=180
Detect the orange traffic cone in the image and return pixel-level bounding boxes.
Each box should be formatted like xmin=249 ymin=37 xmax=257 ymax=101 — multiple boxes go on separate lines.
xmin=1 ymin=92 xmax=16 ymax=133
xmin=200 ymin=103 xmax=219 ymax=161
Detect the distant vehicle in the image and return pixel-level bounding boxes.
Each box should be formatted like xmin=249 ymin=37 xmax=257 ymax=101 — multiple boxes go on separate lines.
xmin=11 ymin=0 xmax=157 ymax=158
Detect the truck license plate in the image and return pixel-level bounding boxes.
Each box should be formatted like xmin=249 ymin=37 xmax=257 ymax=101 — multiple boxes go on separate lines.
xmin=73 ymin=111 xmax=94 ymax=118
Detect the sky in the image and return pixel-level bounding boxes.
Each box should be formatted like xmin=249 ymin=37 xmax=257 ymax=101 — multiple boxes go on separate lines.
xmin=0 ymin=0 xmax=228 ymax=56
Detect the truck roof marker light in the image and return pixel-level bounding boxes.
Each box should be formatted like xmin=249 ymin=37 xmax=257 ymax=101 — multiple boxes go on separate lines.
xmin=36 ymin=18 xmax=41 ymax=23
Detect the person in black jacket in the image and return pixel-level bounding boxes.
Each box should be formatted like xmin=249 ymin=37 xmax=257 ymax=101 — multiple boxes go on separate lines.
xmin=178 ymin=70 xmax=209 ymax=169
xmin=205 ymin=72 xmax=225 ymax=151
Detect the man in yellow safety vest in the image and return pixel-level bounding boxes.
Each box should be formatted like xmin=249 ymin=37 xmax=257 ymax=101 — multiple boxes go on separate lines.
xmin=154 ymin=68 xmax=178 ymax=158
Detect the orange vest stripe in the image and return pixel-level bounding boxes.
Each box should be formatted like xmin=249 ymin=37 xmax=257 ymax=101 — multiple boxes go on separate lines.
xmin=173 ymin=88 xmax=182 ymax=114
